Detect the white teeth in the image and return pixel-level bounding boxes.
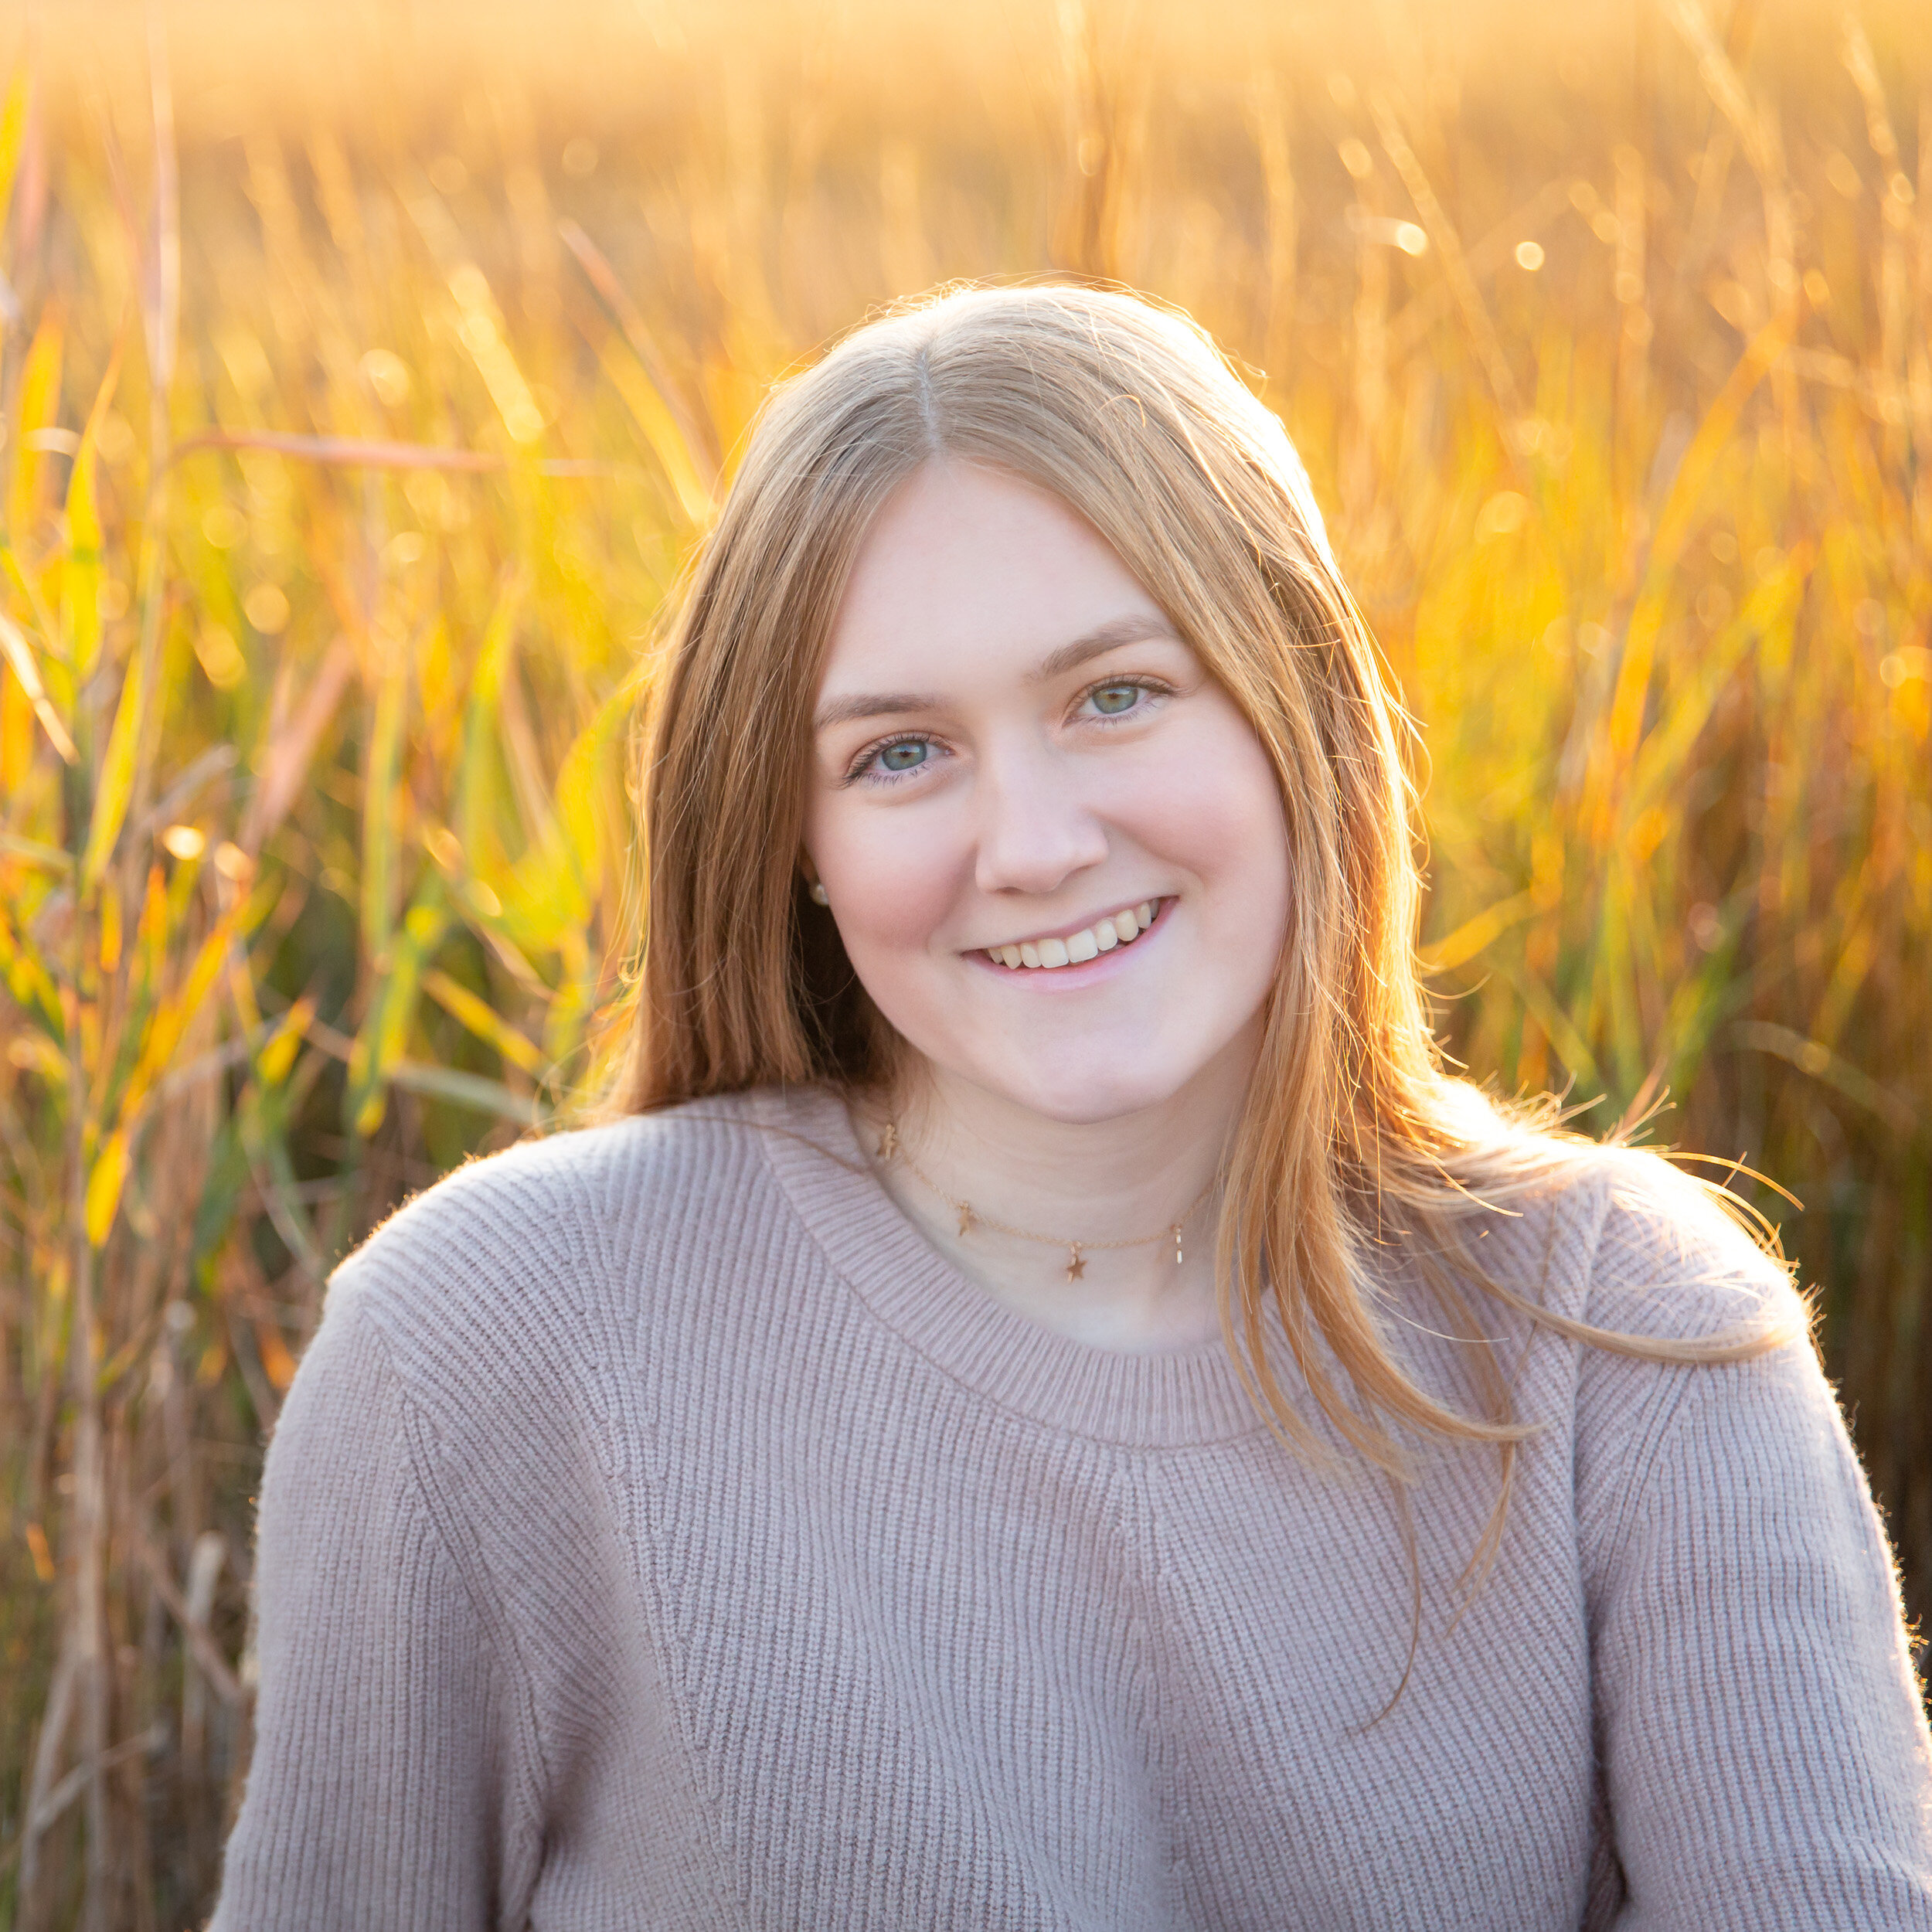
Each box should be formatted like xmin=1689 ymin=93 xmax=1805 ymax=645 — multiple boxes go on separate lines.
xmin=988 ymin=898 xmax=1162 ymax=972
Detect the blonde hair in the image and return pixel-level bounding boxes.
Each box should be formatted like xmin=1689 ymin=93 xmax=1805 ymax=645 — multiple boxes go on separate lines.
xmin=620 ymin=282 xmax=1787 ymax=1589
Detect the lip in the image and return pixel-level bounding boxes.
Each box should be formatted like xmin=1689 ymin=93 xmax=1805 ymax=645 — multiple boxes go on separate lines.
xmin=964 ymin=896 xmax=1172 ymax=983
xmin=971 ymin=895 xmax=1167 ymax=956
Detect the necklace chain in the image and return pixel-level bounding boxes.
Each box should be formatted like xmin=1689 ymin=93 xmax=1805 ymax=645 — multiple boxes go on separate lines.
xmin=876 ymin=1120 xmax=1217 ymax=1282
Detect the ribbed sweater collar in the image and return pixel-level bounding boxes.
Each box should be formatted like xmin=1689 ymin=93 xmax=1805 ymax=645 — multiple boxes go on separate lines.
xmin=750 ymin=1083 xmax=1266 ymax=1451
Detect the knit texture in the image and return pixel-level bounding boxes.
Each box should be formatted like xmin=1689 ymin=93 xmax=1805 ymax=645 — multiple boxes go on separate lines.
xmin=213 ymin=1084 xmax=1932 ymax=1930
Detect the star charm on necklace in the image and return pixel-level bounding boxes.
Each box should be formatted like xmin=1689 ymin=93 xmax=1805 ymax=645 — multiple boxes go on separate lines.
xmin=1065 ymin=1243 xmax=1087 ymax=1281
xmin=956 ymin=1201 xmax=976 ymax=1236
xmin=877 ymin=1123 xmax=899 ymax=1161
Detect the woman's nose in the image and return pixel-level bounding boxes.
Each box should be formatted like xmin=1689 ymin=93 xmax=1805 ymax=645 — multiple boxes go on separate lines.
xmin=971 ymin=741 xmax=1110 ymax=897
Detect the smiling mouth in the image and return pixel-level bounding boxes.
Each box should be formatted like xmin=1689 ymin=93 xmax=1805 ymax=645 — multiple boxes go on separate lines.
xmin=979 ymin=898 xmax=1164 ymax=971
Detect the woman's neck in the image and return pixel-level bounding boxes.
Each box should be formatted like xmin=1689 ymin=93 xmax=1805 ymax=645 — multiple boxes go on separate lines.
xmin=850 ymin=1029 xmax=1254 ymax=1353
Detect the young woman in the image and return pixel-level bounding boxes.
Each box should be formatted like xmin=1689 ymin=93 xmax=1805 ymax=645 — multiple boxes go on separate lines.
xmin=214 ymin=285 xmax=1932 ymax=1929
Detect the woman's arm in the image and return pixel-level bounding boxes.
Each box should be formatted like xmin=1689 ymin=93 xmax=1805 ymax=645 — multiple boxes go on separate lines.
xmin=1581 ymin=1187 xmax=1932 ymax=1927
xmin=211 ymin=1287 xmax=543 ymax=1930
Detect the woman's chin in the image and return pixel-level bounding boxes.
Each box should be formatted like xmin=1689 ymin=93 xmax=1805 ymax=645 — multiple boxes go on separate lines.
xmin=934 ymin=1051 xmax=1204 ymax=1130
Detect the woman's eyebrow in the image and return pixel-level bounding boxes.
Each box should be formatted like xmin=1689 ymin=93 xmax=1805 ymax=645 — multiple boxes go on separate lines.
xmin=811 ymin=615 xmax=1182 ymax=731
xmin=1027 ymin=614 xmax=1182 ymax=682
xmin=813 ymin=689 xmax=942 ymax=730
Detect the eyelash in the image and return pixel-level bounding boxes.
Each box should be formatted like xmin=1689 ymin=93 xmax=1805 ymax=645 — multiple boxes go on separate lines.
xmin=843 ymin=731 xmax=939 ymax=787
xmin=841 ymin=675 xmax=1173 ymax=786
xmin=1081 ymin=674 xmax=1171 ymax=719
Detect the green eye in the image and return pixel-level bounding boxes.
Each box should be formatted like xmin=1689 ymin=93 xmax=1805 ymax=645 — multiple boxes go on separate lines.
xmin=879 ymin=740 xmax=929 ymax=771
xmin=1092 ymin=684 xmax=1140 ymax=715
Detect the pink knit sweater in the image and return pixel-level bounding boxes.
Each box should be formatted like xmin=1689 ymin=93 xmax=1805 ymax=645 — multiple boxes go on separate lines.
xmin=213 ymin=1084 xmax=1932 ymax=1929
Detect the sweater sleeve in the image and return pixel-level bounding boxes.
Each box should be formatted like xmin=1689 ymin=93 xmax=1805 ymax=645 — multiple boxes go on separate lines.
xmin=211 ymin=1284 xmax=543 ymax=1931
xmin=1579 ymin=1180 xmax=1932 ymax=1927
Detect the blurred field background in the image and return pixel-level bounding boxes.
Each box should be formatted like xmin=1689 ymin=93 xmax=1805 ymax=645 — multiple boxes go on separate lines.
xmin=0 ymin=0 xmax=1928 ymax=1920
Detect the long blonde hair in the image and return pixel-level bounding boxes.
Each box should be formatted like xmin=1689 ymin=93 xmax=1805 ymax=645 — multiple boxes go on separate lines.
xmin=619 ymin=282 xmax=1787 ymax=1566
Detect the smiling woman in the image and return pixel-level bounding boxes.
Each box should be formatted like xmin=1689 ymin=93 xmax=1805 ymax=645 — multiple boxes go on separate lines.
xmin=802 ymin=463 xmax=1287 ymax=1341
xmin=213 ymin=287 xmax=1932 ymax=1929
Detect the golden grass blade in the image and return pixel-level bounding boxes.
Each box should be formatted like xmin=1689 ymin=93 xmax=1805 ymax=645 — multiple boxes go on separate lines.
xmin=174 ymin=428 xmax=501 ymax=471
xmin=237 ymin=635 xmax=355 ymax=855
xmin=420 ymin=967 xmax=545 ymax=1075
xmin=0 ymin=828 xmax=70 ymax=872
xmin=78 ymin=643 xmax=141 ymax=893
xmin=386 ymin=1058 xmax=546 ymax=1127
xmin=82 ymin=1127 xmax=130 ymax=1247
xmin=0 ymin=67 xmax=29 ymax=236
xmin=347 ymin=893 xmax=449 ymax=1137
xmin=61 ymin=336 xmax=125 ymax=682
xmin=1665 ymin=0 xmax=1781 ymax=183
xmin=121 ymin=897 xmax=257 ymax=1117
xmin=145 ymin=6 xmax=179 ymax=397
xmin=1369 ymin=91 xmax=1526 ymax=430
xmin=0 ymin=608 xmax=77 ymax=763
xmin=359 ymin=639 xmax=407 ymax=969
xmin=1590 ymin=304 xmax=1801 ymax=832
xmin=560 ymin=216 xmax=719 ymax=476
xmin=1733 ymin=1020 xmax=1917 ymax=1133
xmin=170 ymin=428 xmax=637 ymax=478
xmin=1419 ymin=889 xmax=1539 ymax=975
xmin=590 ymin=332 xmax=716 ymax=526
xmin=5 ymin=308 xmax=62 ymax=541
xmin=1623 ymin=545 xmax=1813 ymax=816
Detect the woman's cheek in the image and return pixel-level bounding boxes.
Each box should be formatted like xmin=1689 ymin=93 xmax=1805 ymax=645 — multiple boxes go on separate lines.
xmin=1110 ymin=723 xmax=1286 ymax=882
xmin=819 ymin=804 xmax=965 ymax=971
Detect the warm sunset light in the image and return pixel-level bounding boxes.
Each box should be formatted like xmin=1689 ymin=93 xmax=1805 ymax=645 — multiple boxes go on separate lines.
xmin=2 ymin=1 xmax=1928 ymax=1921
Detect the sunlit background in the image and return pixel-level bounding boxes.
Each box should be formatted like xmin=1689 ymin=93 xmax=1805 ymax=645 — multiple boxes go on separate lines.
xmin=2 ymin=0 xmax=1928 ymax=1920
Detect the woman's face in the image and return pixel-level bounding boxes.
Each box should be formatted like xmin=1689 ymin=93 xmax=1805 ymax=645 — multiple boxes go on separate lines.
xmin=804 ymin=461 xmax=1291 ymax=1126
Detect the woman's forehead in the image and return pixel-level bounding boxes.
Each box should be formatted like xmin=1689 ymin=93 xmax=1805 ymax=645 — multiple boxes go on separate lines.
xmin=818 ymin=461 xmax=1174 ymax=697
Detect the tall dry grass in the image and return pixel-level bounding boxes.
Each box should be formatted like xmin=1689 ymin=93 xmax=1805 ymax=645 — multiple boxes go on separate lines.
xmin=0 ymin=0 xmax=1927 ymax=1922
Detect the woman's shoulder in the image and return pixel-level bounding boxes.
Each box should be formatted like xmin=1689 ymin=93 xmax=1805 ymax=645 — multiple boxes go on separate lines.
xmin=1566 ymin=1141 xmax=1801 ymax=1344
xmin=1457 ymin=1130 xmax=1801 ymax=1347
xmin=319 ymin=1085 xmax=823 ymax=1370
xmin=1505 ymin=1142 xmax=1824 ymax=1526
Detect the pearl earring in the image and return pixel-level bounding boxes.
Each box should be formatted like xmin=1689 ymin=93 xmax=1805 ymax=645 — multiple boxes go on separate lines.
xmin=808 ymin=880 xmax=830 ymax=905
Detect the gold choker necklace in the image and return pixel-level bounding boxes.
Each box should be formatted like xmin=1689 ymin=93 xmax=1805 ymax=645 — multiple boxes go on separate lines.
xmin=876 ymin=1121 xmax=1217 ymax=1283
